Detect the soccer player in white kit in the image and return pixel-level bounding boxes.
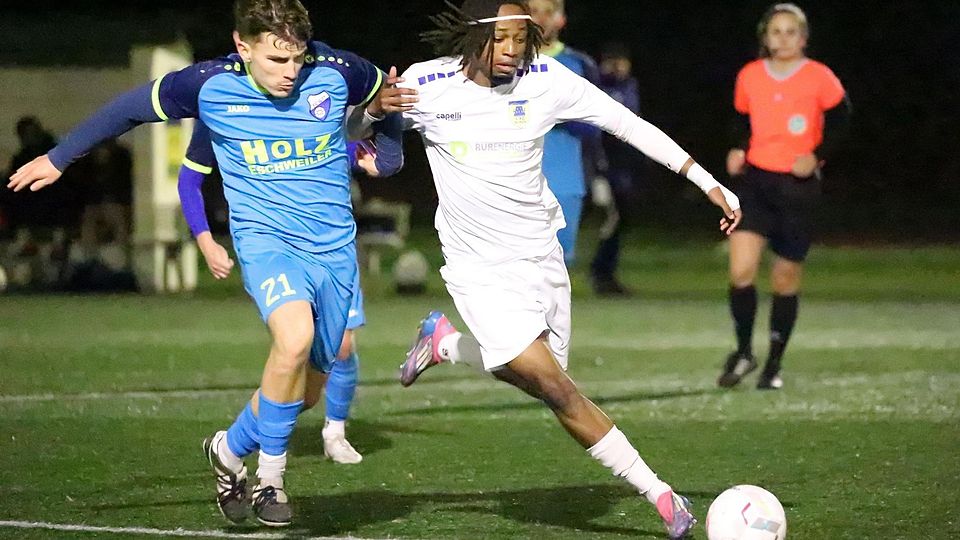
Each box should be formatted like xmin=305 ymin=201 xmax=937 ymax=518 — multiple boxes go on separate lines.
xmin=390 ymin=1 xmax=742 ymax=537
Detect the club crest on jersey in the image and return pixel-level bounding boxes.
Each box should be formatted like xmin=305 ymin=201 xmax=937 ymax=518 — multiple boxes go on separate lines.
xmin=509 ymin=100 xmax=528 ymax=127
xmin=788 ymin=114 xmax=808 ymax=135
xmin=308 ymin=92 xmax=332 ymax=121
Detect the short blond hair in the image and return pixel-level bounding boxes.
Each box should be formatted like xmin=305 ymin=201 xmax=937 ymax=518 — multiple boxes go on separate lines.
xmin=532 ymin=0 xmax=565 ymax=14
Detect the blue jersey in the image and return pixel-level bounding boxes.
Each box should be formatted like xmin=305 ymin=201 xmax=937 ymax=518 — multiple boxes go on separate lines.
xmin=51 ymin=40 xmax=384 ymax=255
xmin=540 ymin=43 xmax=601 ymax=198
xmin=168 ymin=44 xmax=382 ymax=253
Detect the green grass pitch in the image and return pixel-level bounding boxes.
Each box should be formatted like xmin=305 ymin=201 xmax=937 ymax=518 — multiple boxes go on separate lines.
xmin=0 ymin=240 xmax=957 ymax=539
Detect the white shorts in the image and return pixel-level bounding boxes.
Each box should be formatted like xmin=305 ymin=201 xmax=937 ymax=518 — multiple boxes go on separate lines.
xmin=440 ymin=245 xmax=571 ymax=370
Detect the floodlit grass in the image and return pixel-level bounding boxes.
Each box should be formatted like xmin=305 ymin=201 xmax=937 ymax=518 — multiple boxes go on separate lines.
xmin=0 ymin=241 xmax=957 ymax=539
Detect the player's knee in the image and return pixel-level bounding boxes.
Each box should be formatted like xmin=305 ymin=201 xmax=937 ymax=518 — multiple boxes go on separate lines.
xmin=537 ymin=374 xmax=580 ymax=412
xmin=771 ymin=262 xmax=802 ymax=294
xmin=730 ymin=266 xmax=757 ymax=288
xmin=272 ymin=325 xmax=314 ymax=366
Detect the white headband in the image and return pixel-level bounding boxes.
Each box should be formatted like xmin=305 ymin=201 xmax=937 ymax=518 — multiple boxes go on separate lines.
xmin=468 ymin=14 xmax=533 ymax=25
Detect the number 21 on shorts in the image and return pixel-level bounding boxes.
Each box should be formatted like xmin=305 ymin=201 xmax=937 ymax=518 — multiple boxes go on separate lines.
xmin=261 ymin=274 xmax=297 ymax=307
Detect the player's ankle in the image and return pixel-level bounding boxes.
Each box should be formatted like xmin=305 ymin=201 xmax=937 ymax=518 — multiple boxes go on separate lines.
xmin=322 ymin=418 xmax=346 ymax=439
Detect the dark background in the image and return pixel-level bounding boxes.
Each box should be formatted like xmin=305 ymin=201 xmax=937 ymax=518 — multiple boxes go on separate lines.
xmin=2 ymin=1 xmax=958 ymax=241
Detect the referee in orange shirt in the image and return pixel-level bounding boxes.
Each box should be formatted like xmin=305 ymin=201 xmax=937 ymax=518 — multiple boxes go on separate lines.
xmin=718 ymin=3 xmax=851 ymax=390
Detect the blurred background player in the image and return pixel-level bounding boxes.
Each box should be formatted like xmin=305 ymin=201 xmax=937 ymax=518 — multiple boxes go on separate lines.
xmin=528 ymin=0 xmax=601 ymax=266
xmin=176 ymin=121 xmax=394 ymax=465
xmin=387 ymin=1 xmax=742 ymax=537
xmin=1 ymin=117 xmax=79 ymax=274
xmin=7 ymin=0 xmax=402 ymax=527
xmin=79 ymin=138 xmax=132 ymax=259
xmin=589 ymin=42 xmax=641 ymax=295
xmin=718 ymin=3 xmax=850 ymax=390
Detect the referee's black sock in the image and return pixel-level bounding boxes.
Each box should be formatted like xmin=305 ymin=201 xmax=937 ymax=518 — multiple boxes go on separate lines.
xmin=767 ymin=294 xmax=799 ymax=373
xmin=729 ymin=285 xmax=757 ymax=357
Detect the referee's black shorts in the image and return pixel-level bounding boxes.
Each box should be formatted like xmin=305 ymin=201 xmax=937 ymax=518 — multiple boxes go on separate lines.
xmin=734 ymin=165 xmax=821 ymax=262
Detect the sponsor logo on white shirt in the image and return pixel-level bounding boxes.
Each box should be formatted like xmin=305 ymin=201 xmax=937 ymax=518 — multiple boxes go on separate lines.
xmin=436 ymin=112 xmax=462 ymax=121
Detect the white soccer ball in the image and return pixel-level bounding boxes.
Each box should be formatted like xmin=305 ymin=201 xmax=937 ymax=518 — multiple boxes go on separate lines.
xmin=392 ymin=249 xmax=429 ymax=293
xmin=0 ymin=265 xmax=7 ymax=292
xmin=706 ymin=485 xmax=787 ymax=540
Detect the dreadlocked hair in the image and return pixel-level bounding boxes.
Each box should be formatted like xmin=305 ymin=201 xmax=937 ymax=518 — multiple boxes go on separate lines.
xmin=421 ymin=0 xmax=543 ymax=70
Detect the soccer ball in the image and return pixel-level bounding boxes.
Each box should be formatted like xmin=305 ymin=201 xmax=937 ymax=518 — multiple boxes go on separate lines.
xmin=392 ymin=249 xmax=429 ymax=295
xmin=706 ymin=485 xmax=787 ymax=540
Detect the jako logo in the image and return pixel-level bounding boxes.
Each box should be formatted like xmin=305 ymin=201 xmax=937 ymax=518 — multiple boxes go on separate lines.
xmin=227 ymin=105 xmax=251 ymax=113
xmin=436 ymin=112 xmax=462 ymax=121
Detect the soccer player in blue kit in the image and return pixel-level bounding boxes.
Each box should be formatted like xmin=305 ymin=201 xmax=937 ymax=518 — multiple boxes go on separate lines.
xmin=527 ymin=0 xmax=602 ymax=266
xmin=8 ymin=0 xmax=402 ymax=528
xmin=177 ymin=120 xmax=396 ymax=466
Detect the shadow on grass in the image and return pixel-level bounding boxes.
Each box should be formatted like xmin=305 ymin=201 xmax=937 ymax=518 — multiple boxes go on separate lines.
xmin=390 ymin=387 xmax=712 ymax=416
xmin=289 ymin=418 xmax=455 ymax=458
xmin=296 ymin=484 xmax=666 ymax=538
xmin=93 ymin=483 xmax=671 ymax=538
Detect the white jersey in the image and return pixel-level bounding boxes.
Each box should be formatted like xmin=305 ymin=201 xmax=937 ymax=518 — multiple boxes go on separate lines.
xmin=400 ymin=54 xmax=697 ymax=264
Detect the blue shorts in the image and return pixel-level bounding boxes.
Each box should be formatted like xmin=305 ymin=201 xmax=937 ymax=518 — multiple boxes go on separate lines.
xmin=347 ymin=269 xmax=365 ymax=330
xmin=235 ymin=233 xmax=359 ymax=373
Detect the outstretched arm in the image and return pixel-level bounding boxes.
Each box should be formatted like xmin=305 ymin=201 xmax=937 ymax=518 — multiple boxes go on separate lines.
xmin=554 ymin=70 xmax=741 ymax=234
xmin=10 ymin=63 xmax=207 ymax=192
xmin=8 ymin=82 xmax=163 ymax=192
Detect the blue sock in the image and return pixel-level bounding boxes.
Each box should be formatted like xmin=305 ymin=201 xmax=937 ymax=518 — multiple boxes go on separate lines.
xmin=257 ymin=395 xmax=303 ymax=456
xmin=325 ymin=352 xmax=359 ymax=422
xmin=226 ymin=402 xmax=259 ymax=458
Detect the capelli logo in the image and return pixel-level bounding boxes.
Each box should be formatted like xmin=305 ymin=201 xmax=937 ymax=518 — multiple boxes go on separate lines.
xmin=436 ymin=112 xmax=462 ymax=121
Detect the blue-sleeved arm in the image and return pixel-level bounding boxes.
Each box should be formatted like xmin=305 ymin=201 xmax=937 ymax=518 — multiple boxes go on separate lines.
xmin=372 ymin=113 xmax=403 ymax=177
xmin=334 ymin=48 xmax=385 ymax=107
xmin=346 ymin=114 xmax=404 ymax=178
xmin=48 ymin=62 xmax=210 ymax=171
xmin=178 ymin=166 xmax=209 ymax=237
xmin=48 ymin=82 xmax=161 ymax=171
xmin=178 ymin=120 xmax=215 ymax=237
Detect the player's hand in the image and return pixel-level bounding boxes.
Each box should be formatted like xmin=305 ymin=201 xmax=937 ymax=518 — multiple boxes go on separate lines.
xmin=791 ymin=153 xmax=821 ymax=179
xmin=196 ymin=232 xmax=234 ymax=279
xmin=726 ymin=148 xmax=747 ymax=177
xmin=372 ymin=66 xmax=418 ymax=115
xmin=7 ymin=154 xmax=62 ymax=192
xmin=354 ymin=141 xmax=380 ymax=177
xmin=706 ymin=186 xmax=742 ymax=236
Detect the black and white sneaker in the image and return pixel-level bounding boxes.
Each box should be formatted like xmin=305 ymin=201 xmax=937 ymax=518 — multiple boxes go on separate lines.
xmin=717 ymin=352 xmax=757 ymax=388
xmin=252 ymin=480 xmax=292 ymax=527
xmin=202 ymin=431 xmax=249 ymax=524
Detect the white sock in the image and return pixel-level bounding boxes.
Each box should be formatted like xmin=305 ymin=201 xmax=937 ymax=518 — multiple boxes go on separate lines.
xmin=256 ymin=451 xmax=287 ymax=485
xmin=437 ymin=332 xmax=462 ymax=362
xmin=587 ymin=426 xmax=671 ymax=505
xmin=322 ymin=418 xmax=345 ymax=439
xmin=438 ymin=332 xmax=485 ymax=367
xmin=216 ymin=435 xmax=244 ymax=474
